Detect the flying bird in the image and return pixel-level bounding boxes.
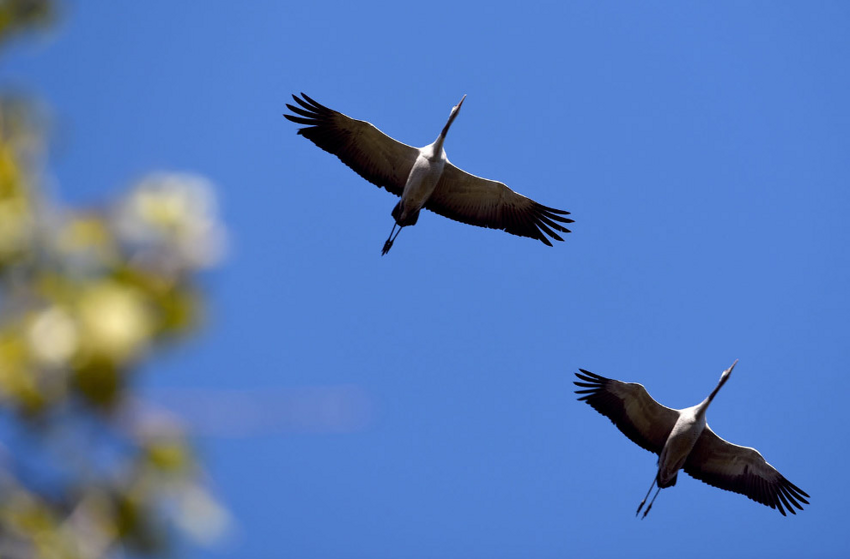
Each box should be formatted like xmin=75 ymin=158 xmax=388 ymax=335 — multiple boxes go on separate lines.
xmin=574 ymin=360 xmax=808 ymax=517
xmin=284 ymin=93 xmax=573 ymax=255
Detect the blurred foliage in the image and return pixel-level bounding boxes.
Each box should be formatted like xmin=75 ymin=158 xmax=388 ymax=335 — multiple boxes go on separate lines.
xmin=0 ymin=0 xmax=55 ymax=45
xmin=0 ymin=4 xmax=228 ymax=558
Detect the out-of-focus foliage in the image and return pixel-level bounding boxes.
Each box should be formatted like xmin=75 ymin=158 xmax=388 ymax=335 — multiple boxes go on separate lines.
xmin=0 ymin=4 xmax=228 ymax=558
xmin=0 ymin=0 xmax=55 ymax=45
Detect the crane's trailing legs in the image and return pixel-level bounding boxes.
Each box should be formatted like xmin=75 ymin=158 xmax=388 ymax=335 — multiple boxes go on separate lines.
xmin=636 ymin=477 xmax=657 ymax=517
xmin=382 ymin=223 xmax=403 ymax=256
xmin=642 ymin=486 xmax=662 ymax=519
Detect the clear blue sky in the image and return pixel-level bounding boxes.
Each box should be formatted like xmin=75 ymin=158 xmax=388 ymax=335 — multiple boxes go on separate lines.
xmin=3 ymin=2 xmax=849 ymax=557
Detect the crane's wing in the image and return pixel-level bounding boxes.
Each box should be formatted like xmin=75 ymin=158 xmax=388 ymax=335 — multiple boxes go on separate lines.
xmin=284 ymin=93 xmax=419 ymax=196
xmin=424 ymin=163 xmax=573 ymax=246
xmin=683 ymin=426 xmax=809 ymax=516
xmin=574 ymin=370 xmax=679 ymax=455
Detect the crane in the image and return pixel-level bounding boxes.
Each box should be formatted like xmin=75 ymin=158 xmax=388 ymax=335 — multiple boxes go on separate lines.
xmin=284 ymin=93 xmax=573 ymax=255
xmin=574 ymin=360 xmax=808 ymax=517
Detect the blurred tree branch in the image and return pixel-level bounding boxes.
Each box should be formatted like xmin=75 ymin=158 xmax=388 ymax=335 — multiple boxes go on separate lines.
xmin=1 ymin=3 xmax=228 ymax=557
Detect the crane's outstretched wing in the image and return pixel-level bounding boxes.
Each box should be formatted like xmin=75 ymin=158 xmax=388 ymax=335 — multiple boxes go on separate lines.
xmin=574 ymin=370 xmax=679 ymax=455
xmin=284 ymin=93 xmax=419 ymax=196
xmin=425 ymin=164 xmax=573 ymax=246
xmin=683 ymin=427 xmax=809 ymax=516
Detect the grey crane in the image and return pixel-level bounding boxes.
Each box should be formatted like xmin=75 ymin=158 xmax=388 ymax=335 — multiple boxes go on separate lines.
xmin=284 ymin=93 xmax=573 ymax=255
xmin=574 ymin=360 xmax=808 ymax=517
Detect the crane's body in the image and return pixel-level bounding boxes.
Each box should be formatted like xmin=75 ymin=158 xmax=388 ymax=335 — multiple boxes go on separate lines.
xmin=575 ymin=360 xmax=808 ymax=517
xmin=394 ymin=128 xmax=452 ymax=226
xmin=393 ymin=145 xmax=447 ymax=226
xmin=656 ymin=364 xmax=731 ymax=490
xmin=657 ymin=406 xmax=705 ymax=489
xmin=284 ymin=93 xmax=572 ymax=255
xmin=383 ymin=100 xmax=461 ymax=253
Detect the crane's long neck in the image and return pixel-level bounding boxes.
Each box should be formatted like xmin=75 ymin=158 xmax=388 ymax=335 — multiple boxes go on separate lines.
xmin=706 ymin=373 xmax=730 ymax=403
xmin=435 ymin=94 xmax=466 ymax=153
xmin=439 ymin=111 xmax=458 ymax=140
xmin=697 ymin=359 xmax=738 ymax=417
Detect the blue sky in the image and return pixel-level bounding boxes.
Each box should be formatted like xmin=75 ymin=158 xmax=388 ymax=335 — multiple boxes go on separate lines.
xmin=3 ymin=2 xmax=849 ymax=557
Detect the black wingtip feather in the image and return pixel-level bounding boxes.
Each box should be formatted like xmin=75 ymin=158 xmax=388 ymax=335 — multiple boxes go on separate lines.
xmin=300 ymin=92 xmax=325 ymax=109
xmin=286 ymin=104 xmax=320 ymax=119
xmin=534 ymin=217 xmax=565 ymax=242
xmin=284 ymin=115 xmax=317 ymax=126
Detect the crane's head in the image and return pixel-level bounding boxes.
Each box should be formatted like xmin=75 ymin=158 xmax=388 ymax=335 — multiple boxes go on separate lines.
xmin=722 ymin=359 xmax=738 ymax=379
xmin=706 ymin=359 xmax=738 ymax=405
xmin=440 ymin=94 xmax=467 ymax=138
xmin=453 ymin=94 xmax=467 ymax=113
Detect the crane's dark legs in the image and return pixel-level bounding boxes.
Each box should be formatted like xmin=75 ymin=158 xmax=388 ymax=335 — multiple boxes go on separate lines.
xmin=641 ymin=486 xmax=662 ymax=519
xmin=636 ymin=477 xmax=656 ymax=517
xmin=382 ymin=223 xmax=403 ymax=256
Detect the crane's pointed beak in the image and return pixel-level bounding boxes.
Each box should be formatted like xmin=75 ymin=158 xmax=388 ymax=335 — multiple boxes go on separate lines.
xmin=725 ymin=359 xmax=739 ymax=374
xmin=456 ymin=94 xmax=467 ymax=110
